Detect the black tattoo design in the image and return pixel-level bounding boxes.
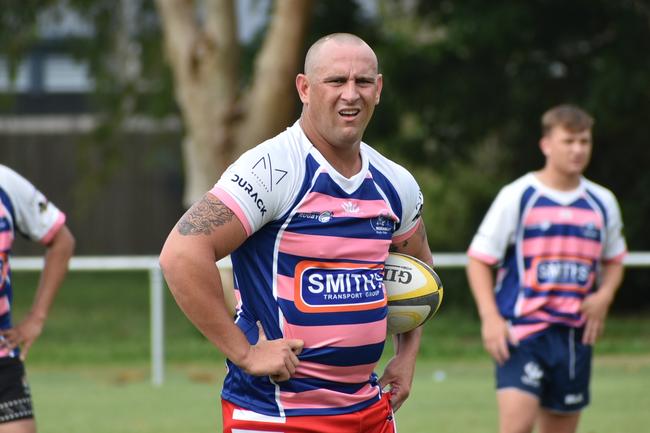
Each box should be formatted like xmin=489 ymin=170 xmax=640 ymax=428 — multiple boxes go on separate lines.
xmin=389 ymin=240 xmax=408 ymax=252
xmin=390 ymin=220 xmax=426 ymax=253
xmin=177 ymin=194 xmax=235 ymax=236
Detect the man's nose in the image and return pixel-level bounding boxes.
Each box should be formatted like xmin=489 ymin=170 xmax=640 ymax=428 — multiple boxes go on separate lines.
xmin=341 ymin=80 xmax=360 ymax=101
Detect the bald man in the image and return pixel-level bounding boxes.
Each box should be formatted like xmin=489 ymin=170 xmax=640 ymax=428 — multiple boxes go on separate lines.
xmin=160 ymin=33 xmax=433 ymax=433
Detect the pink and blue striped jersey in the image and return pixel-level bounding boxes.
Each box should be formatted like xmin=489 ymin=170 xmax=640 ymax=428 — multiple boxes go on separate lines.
xmin=468 ymin=173 xmax=626 ymax=341
xmin=0 ymin=165 xmax=66 ymax=358
xmin=211 ymin=122 xmax=423 ymax=417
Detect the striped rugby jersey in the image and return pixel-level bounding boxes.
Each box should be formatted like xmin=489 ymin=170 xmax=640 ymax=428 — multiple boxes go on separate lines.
xmin=0 ymin=165 xmax=66 ymax=358
xmin=468 ymin=173 xmax=627 ymax=342
xmin=211 ymin=122 xmax=423 ymax=417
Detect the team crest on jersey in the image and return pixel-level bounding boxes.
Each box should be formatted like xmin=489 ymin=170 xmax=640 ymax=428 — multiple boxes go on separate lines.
xmin=294 ymin=261 xmax=386 ymax=313
xmin=582 ymin=223 xmax=600 ymax=240
xmin=369 ymin=214 xmax=396 ymax=236
xmin=532 ymin=256 xmax=594 ymax=291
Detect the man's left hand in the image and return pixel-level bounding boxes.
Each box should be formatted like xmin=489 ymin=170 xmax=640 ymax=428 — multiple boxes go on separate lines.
xmin=580 ymin=290 xmax=614 ymax=345
xmin=378 ymin=354 xmax=415 ymax=412
xmin=0 ymin=315 xmax=44 ymax=360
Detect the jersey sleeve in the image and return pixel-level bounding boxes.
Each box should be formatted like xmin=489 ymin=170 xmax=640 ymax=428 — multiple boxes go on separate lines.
xmin=602 ymin=193 xmax=627 ymax=263
xmin=3 ymin=167 xmax=65 ymax=244
xmin=467 ymin=185 xmax=520 ymax=265
xmin=210 ymin=141 xmax=300 ymax=236
xmin=392 ymin=182 xmax=423 ymax=243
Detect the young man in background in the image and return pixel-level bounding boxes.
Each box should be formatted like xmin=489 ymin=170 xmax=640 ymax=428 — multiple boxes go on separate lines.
xmin=466 ymin=104 xmax=627 ymax=433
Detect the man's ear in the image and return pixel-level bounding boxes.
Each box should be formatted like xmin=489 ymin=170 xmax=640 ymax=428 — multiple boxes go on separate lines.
xmin=296 ymin=74 xmax=309 ymax=104
xmin=539 ymin=136 xmax=551 ymax=157
xmin=375 ymin=74 xmax=383 ymax=105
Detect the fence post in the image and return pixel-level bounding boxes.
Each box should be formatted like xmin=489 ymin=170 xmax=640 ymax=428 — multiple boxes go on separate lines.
xmin=150 ymin=265 xmax=165 ymax=386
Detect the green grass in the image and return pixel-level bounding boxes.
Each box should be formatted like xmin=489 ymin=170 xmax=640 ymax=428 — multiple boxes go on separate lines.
xmin=12 ymin=271 xmax=222 ymax=364
xmin=30 ymin=364 xmax=220 ymax=433
xmin=26 ymin=357 xmax=650 ymax=433
xmin=8 ymin=270 xmax=650 ymax=432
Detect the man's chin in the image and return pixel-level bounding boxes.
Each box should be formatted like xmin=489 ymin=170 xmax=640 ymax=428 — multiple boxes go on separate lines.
xmin=570 ymin=163 xmax=588 ymax=174
xmin=337 ymin=132 xmax=363 ymax=147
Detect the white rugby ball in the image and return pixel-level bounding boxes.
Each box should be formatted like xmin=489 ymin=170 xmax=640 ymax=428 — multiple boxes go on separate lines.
xmin=384 ymin=253 xmax=443 ymax=334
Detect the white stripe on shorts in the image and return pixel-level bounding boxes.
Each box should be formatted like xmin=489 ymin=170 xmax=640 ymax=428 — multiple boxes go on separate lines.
xmin=569 ymin=328 xmax=576 ymax=380
xmin=233 ymin=408 xmax=286 ymax=424
xmin=233 ymin=429 xmax=284 ymax=433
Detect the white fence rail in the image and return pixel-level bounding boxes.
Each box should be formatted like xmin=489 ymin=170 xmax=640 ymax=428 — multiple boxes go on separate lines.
xmin=11 ymin=252 xmax=650 ymax=385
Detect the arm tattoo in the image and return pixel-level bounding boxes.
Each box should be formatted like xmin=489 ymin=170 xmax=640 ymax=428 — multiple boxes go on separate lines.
xmin=389 ymin=241 xmax=408 ymax=252
xmin=389 ymin=220 xmax=426 ymax=253
xmin=177 ymin=194 xmax=235 ymax=236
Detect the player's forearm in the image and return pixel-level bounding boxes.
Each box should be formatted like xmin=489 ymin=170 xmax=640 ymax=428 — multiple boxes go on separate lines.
xmin=466 ymin=257 xmax=500 ymax=321
xmin=29 ymin=225 xmax=75 ymax=322
xmin=596 ymin=262 xmax=624 ymax=304
xmin=394 ymin=325 xmax=423 ymax=360
xmin=160 ymin=242 xmax=251 ymax=363
xmin=393 ymin=220 xmax=434 ymax=266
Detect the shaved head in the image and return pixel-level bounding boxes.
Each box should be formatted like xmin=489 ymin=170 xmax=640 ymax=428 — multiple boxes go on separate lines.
xmin=295 ymin=32 xmax=383 ymax=164
xmin=304 ymin=33 xmax=378 ymax=76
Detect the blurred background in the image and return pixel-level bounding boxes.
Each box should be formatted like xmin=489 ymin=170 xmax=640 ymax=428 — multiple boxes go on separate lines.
xmin=1 ymin=1 xmax=649 ymax=432
xmin=3 ymin=0 xmax=649 ymax=310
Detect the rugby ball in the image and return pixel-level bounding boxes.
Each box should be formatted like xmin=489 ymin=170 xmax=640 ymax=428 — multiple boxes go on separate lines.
xmin=384 ymin=253 xmax=443 ymax=334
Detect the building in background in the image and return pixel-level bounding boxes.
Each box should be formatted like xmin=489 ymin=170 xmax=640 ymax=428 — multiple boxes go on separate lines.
xmin=0 ymin=3 xmax=184 ymax=255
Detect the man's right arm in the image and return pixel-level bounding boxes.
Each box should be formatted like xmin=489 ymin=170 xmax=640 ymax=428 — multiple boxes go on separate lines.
xmin=159 ymin=192 xmax=303 ymax=381
xmin=466 ymin=257 xmax=514 ymax=365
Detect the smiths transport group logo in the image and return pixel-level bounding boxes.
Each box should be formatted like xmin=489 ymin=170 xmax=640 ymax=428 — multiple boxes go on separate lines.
xmin=294 ymin=261 xmax=386 ymax=313
xmin=532 ymin=256 xmax=594 ymax=291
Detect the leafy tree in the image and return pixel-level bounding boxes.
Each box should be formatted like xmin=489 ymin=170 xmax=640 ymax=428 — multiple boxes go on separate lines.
xmin=368 ymin=0 xmax=650 ymax=255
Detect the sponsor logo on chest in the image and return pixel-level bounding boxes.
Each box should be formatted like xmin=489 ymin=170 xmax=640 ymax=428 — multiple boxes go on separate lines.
xmin=295 ymin=211 xmax=334 ymax=223
xmin=294 ymin=261 xmax=386 ymax=313
xmin=531 ymin=256 xmax=594 ymax=290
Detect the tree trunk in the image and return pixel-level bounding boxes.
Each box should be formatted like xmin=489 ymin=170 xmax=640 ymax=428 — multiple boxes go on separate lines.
xmin=236 ymin=0 xmax=313 ymax=155
xmin=156 ymin=0 xmax=312 ymax=206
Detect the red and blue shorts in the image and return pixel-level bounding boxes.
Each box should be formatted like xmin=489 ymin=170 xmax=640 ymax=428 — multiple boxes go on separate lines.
xmin=222 ymin=393 xmax=396 ymax=433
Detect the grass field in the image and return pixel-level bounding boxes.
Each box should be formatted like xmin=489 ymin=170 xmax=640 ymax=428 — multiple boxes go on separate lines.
xmin=28 ymin=356 xmax=650 ymax=433
xmin=10 ymin=270 xmax=650 ymax=432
